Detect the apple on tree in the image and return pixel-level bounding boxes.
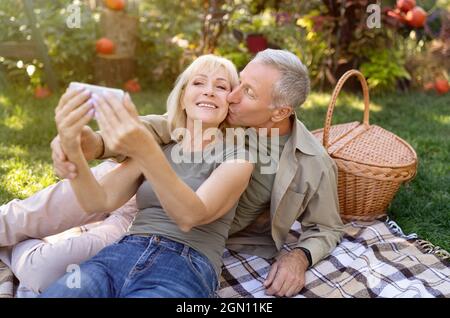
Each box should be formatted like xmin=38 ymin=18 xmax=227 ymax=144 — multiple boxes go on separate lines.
xmin=104 ymin=0 xmax=125 ymax=11
xmin=435 ymin=79 xmax=449 ymax=95
xmin=34 ymin=86 xmax=51 ymax=99
xmin=96 ymin=38 xmax=116 ymax=55
xmin=406 ymin=7 xmax=427 ymax=28
xmin=124 ymin=79 xmax=141 ymax=93
xmin=396 ymin=0 xmax=416 ymax=13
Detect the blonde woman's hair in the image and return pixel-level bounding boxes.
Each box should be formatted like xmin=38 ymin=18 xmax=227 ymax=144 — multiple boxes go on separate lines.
xmin=166 ymin=55 xmax=239 ymax=139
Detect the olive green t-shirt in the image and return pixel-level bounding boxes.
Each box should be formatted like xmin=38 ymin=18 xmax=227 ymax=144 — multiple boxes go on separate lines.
xmin=229 ymin=131 xmax=291 ymax=235
xmin=128 ymin=141 xmax=247 ymax=277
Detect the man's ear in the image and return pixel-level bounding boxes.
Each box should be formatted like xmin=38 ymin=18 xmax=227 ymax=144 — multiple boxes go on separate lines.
xmin=271 ymin=105 xmax=293 ymax=122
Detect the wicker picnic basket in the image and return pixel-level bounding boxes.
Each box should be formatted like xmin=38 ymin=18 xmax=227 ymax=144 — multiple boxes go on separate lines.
xmin=312 ymin=70 xmax=418 ymax=222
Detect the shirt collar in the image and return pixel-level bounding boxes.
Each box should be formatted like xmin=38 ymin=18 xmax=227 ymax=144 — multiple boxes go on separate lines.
xmin=288 ymin=114 xmax=320 ymax=156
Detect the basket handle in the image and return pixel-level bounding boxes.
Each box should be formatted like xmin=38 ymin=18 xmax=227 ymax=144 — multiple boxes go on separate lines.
xmin=323 ymin=69 xmax=370 ymax=149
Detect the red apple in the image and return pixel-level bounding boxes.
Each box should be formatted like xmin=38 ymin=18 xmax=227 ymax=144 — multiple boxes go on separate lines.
xmin=96 ymin=38 xmax=115 ymax=55
xmin=34 ymin=86 xmax=51 ymax=99
xmin=397 ymin=0 xmax=416 ymax=13
xmin=406 ymin=7 xmax=427 ymax=28
xmin=104 ymin=0 xmax=125 ymax=11
xmin=124 ymin=79 xmax=141 ymax=93
xmin=435 ymin=79 xmax=449 ymax=95
xmin=387 ymin=9 xmax=407 ymax=24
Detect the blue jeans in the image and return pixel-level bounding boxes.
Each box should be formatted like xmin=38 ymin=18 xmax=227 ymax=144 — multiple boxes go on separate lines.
xmin=39 ymin=235 xmax=218 ymax=298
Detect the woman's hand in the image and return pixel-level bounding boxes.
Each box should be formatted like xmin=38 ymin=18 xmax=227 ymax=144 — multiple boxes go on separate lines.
xmin=55 ymin=88 xmax=95 ymax=154
xmin=92 ymin=92 xmax=155 ymax=159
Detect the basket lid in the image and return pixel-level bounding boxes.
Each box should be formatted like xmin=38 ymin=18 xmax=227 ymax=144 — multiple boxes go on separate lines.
xmin=314 ymin=70 xmax=418 ymax=170
xmin=321 ymin=123 xmax=417 ymax=168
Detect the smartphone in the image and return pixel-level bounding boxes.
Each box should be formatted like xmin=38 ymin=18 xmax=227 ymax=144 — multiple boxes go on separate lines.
xmin=68 ymin=82 xmax=125 ymax=101
xmin=68 ymin=82 xmax=125 ymax=120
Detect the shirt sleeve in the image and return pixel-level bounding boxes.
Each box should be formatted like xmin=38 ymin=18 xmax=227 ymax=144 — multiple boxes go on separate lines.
xmin=99 ymin=113 xmax=171 ymax=162
xmin=222 ymin=141 xmax=250 ymax=163
xmin=295 ymin=160 xmax=344 ymax=266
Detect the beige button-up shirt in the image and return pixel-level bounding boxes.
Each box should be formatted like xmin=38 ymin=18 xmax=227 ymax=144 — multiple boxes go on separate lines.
xmin=101 ymin=113 xmax=344 ymax=266
xmin=225 ymin=115 xmax=344 ymax=265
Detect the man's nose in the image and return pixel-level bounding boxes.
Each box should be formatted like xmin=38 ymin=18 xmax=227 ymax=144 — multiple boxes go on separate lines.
xmin=227 ymin=87 xmax=240 ymax=104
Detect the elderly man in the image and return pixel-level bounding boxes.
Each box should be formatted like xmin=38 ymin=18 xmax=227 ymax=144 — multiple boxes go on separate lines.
xmin=0 ymin=49 xmax=343 ymax=297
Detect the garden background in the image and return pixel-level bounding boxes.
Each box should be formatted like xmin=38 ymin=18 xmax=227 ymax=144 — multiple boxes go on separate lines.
xmin=0 ymin=0 xmax=449 ymax=250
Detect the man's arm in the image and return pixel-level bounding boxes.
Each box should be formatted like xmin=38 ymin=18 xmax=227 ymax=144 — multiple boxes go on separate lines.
xmin=265 ymin=159 xmax=344 ymax=297
xmin=295 ymin=162 xmax=344 ymax=266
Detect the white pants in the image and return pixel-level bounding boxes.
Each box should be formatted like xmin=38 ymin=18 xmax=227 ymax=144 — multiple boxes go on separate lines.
xmin=0 ymin=161 xmax=138 ymax=294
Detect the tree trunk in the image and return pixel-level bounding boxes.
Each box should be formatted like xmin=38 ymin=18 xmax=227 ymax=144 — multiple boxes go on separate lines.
xmin=94 ymin=8 xmax=138 ymax=88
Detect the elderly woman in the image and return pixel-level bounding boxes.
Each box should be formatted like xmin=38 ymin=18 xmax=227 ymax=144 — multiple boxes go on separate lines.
xmin=36 ymin=54 xmax=253 ymax=298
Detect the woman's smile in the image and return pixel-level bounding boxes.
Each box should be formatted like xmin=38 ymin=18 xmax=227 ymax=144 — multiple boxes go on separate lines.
xmin=196 ymin=101 xmax=218 ymax=109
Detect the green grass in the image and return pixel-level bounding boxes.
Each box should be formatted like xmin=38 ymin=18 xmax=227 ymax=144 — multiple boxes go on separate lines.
xmin=0 ymin=87 xmax=168 ymax=201
xmin=1 ymin=87 xmax=449 ymax=250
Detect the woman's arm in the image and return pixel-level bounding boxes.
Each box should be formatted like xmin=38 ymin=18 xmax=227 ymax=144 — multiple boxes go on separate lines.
xmin=133 ymin=140 xmax=253 ymax=232
xmin=55 ymin=88 xmax=142 ymax=215
xmin=67 ymin=150 xmax=142 ymax=214
xmin=94 ymin=93 xmax=253 ymax=231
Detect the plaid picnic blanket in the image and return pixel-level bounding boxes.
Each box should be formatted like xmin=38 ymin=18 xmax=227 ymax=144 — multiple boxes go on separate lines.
xmin=1 ymin=218 xmax=449 ymax=298
xmin=218 ymin=219 xmax=450 ymax=298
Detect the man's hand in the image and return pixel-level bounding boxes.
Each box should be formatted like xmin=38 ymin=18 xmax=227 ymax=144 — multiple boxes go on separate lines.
xmin=51 ymin=126 xmax=104 ymax=179
xmin=264 ymin=249 xmax=309 ymax=297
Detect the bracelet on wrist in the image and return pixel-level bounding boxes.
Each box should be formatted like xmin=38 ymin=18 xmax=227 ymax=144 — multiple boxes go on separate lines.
xmin=294 ymin=247 xmax=312 ymax=268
